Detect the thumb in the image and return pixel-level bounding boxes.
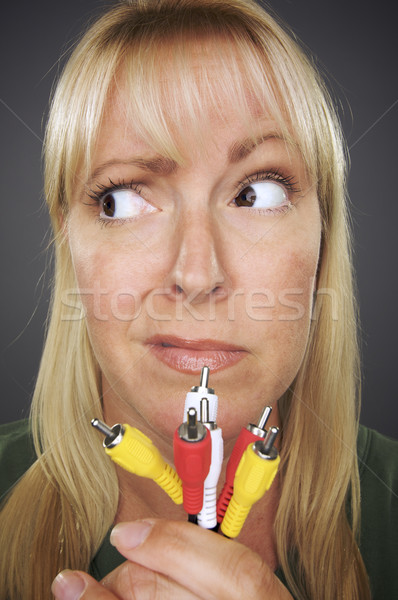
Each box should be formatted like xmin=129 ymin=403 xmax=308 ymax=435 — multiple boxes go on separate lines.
xmin=52 ymin=570 xmax=117 ymax=600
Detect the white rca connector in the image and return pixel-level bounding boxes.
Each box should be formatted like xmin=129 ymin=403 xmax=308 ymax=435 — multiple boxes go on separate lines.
xmin=183 ymin=366 xmax=218 ymax=423
xmin=196 ymin=396 xmax=223 ymax=528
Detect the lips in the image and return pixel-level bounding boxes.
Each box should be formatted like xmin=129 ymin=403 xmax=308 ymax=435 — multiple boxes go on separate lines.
xmin=146 ymin=335 xmax=247 ymax=374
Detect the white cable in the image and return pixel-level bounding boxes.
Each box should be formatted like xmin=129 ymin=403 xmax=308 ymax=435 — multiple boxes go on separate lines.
xmin=183 ymin=366 xmax=218 ymax=423
xmin=197 ymin=426 xmax=223 ymax=529
xmin=182 ymin=367 xmax=222 ymax=527
xmin=183 ymin=389 xmax=218 ymax=423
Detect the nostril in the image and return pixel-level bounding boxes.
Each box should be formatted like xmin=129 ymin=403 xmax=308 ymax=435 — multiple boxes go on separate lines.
xmin=172 ymin=284 xmax=184 ymax=295
xmin=173 ymin=284 xmax=222 ymax=297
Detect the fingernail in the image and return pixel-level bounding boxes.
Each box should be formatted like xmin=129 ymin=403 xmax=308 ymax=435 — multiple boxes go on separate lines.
xmin=51 ymin=570 xmax=86 ymax=600
xmin=110 ymin=520 xmax=152 ymax=549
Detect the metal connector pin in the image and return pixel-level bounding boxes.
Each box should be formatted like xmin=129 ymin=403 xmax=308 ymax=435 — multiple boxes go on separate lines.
xmin=200 ymin=366 xmax=210 ymax=389
xmin=191 ymin=366 xmax=214 ymax=394
xmin=263 ymin=426 xmax=279 ymax=455
xmin=91 ymin=418 xmax=113 ymax=438
xmin=200 ymin=397 xmax=210 ymax=424
xmin=187 ymin=407 xmax=198 ymax=440
xmin=256 ymin=406 xmax=272 ymax=431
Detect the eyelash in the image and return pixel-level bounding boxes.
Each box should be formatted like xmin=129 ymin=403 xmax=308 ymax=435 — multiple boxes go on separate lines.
xmin=85 ymin=179 xmax=144 ymax=227
xmin=95 ymin=216 xmax=127 ymax=228
xmin=85 ymin=169 xmax=299 ymax=227
xmin=87 ymin=179 xmax=143 ymax=204
xmin=235 ymin=169 xmax=300 ymax=196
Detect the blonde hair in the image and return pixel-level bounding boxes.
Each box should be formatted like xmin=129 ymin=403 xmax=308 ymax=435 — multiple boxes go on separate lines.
xmin=0 ymin=1 xmax=370 ymax=598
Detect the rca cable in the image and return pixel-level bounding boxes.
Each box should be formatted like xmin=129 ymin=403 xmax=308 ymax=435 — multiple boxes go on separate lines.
xmin=91 ymin=366 xmax=280 ymax=538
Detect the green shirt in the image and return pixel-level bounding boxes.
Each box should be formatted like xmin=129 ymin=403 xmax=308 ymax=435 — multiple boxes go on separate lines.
xmin=1 ymin=420 xmax=397 ymax=598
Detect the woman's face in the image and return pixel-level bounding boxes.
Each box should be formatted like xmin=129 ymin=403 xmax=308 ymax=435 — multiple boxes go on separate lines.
xmin=67 ymin=58 xmax=321 ymax=442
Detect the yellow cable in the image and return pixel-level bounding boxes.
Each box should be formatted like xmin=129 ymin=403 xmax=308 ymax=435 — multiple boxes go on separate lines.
xmin=103 ymin=423 xmax=183 ymax=505
xmin=220 ymin=433 xmax=280 ymax=538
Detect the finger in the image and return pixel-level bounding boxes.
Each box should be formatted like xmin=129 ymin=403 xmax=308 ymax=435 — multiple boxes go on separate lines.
xmin=52 ymin=563 xmax=200 ymax=600
xmin=110 ymin=519 xmax=292 ymax=600
xmin=52 ymin=570 xmax=120 ymax=600
xmin=102 ymin=559 xmax=200 ymax=600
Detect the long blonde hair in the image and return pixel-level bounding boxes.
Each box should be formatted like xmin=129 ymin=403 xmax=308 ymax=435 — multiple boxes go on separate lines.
xmin=0 ymin=1 xmax=370 ymax=598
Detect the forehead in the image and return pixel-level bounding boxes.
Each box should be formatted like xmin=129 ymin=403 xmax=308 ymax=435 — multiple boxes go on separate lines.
xmin=95 ymin=87 xmax=290 ymax=178
xmin=96 ymin=40 xmax=291 ymax=168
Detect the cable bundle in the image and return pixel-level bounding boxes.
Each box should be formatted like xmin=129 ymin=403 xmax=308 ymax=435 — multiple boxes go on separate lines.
xmin=92 ymin=366 xmax=280 ymax=538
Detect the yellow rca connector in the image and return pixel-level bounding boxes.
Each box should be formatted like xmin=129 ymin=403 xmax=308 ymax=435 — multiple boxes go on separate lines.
xmin=220 ymin=426 xmax=280 ymax=538
xmin=91 ymin=418 xmax=183 ymax=505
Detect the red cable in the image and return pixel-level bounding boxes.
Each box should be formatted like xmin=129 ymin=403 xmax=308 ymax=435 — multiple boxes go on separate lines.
xmin=216 ymin=406 xmax=272 ymax=523
xmin=173 ymin=408 xmax=212 ymax=516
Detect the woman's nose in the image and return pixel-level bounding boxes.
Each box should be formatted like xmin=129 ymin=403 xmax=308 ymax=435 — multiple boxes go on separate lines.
xmin=164 ymin=207 xmax=228 ymax=304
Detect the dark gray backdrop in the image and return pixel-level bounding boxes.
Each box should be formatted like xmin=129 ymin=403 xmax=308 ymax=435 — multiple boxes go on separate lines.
xmin=1 ymin=1 xmax=397 ymax=438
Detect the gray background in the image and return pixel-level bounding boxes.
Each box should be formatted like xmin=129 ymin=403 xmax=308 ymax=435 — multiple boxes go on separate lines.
xmin=0 ymin=1 xmax=397 ymax=438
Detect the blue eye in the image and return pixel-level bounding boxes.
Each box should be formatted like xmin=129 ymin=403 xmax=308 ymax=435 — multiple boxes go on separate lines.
xmin=101 ymin=189 xmax=156 ymax=219
xmin=234 ymin=181 xmax=288 ymax=209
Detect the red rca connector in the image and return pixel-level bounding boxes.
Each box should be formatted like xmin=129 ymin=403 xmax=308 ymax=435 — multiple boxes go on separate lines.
xmin=216 ymin=406 xmax=272 ymax=523
xmin=173 ymin=407 xmax=212 ymax=522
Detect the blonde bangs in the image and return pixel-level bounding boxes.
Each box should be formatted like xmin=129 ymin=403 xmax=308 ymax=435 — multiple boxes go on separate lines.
xmin=46 ymin=0 xmax=342 ymax=233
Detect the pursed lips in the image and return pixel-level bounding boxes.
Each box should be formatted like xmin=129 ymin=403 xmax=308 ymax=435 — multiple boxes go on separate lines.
xmin=146 ymin=335 xmax=247 ymax=374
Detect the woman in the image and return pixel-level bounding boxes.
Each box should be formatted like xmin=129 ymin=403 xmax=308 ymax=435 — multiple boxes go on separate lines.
xmin=0 ymin=0 xmax=396 ymax=598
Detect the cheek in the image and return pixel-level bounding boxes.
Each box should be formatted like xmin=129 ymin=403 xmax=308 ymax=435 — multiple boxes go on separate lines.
xmin=275 ymin=246 xmax=318 ymax=319
xmin=239 ymin=229 xmax=320 ymax=320
xmin=231 ymin=223 xmax=321 ymax=388
xmin=264 ymin=250 xmax=316 ymax=352
xmin=68 ymin=202 xmax=167 ymax=305
xmin=67 ymin=229 xmax=149 ymax=336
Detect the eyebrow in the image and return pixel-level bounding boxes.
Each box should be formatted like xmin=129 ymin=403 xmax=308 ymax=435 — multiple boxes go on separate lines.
xmin=228 ymin=133 xmax=288 ymax=163
xmin=87 ymin=155 xmax=179 ymax=185
xmin=86 ymin=132 xmax=290 ymax=185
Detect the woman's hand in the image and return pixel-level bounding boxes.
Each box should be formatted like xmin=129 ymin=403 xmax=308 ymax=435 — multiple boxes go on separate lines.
xmin=52 ymin=519 xmax=293 ymax=599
